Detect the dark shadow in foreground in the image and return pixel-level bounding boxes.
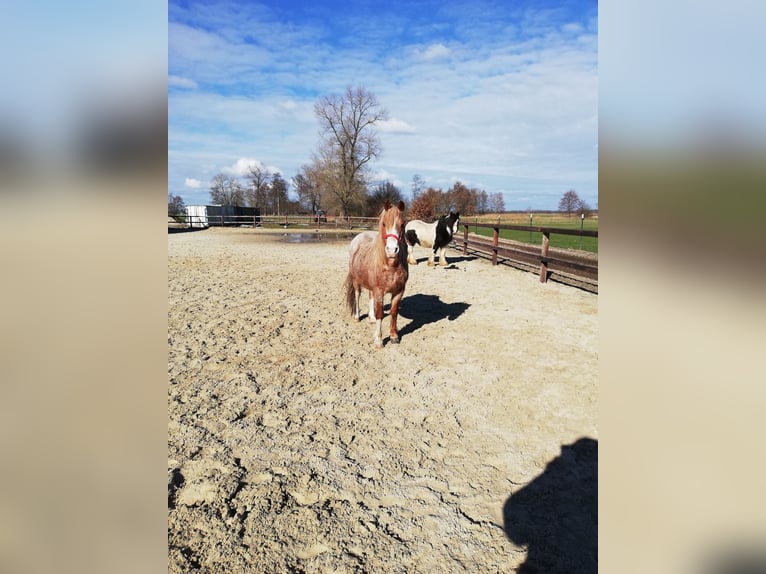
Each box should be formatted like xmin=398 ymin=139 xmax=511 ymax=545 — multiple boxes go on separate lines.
xmin=393 ymin=294 xmax=470 ymax=340
xmin=168 ymin=225 xmax=208 ymax=234
xmin=503 ymin=437 xmax=597 ymax=574
xmin=410 ymin=254 xmax=477 ymax=265
xmin=702 ymin=546 xmax=766 ymax=574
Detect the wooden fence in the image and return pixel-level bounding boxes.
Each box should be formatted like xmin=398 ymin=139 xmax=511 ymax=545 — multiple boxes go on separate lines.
xmin=170 ymin=214 xmax=599 ymax=293
xmin=258 ymin=215 xmax=381 ymax=229
xmin=171 ymin=213 xmax=380 ymax=229
xmin=455 ymin=223 xmax=598 ymax=293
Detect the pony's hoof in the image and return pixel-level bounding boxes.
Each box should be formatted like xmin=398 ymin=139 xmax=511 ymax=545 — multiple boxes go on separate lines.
xmin=427 ymin=261 xmax=434 ymax=267
xmin=389 ymin=336 xmax=400 ymax=344
xmin=374 ymin=342 xmax=384 ymax=349
xmin=408 ymin=259 xmax=417 ymax=265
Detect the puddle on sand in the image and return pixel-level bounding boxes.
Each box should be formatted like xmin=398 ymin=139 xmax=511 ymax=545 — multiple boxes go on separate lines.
xmin=280 ymin=232 xmax=357 ymax=243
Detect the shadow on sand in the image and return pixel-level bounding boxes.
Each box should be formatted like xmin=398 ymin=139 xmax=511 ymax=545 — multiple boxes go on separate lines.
xmin=168 ymin=225 xmax=208 ymax=234
xmin=410 ymin=255 xmax=477 ymax=266
xmin=503 ymin=437 xmax=598 ymax=574
xmin=393 ymin=294 xmax=470 ymax=340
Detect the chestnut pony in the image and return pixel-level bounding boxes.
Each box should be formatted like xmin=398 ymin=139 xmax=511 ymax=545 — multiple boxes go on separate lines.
xmin=344 ymin=200 xmax=409 ymax=348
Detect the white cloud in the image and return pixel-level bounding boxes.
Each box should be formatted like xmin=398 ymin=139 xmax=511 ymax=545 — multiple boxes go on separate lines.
xmin=219 ymin=158 xmax=285 ymax=178
xmin=169 ymin=21 xmax=274 ymax=87
xmin=370 ymin=169 xmax=403 ymax=188
xmin=562 ymin=22 xmax=584 ymax=34
xmin=169 ymin=75 xmax=198 ymax=89
xmin=184 ymin=177 xmax=202 ymax=188
xmin=378 ymin=118 xmax=416 ymax=134
xmin=420 ymin=42 xmax=450 ymax=61
xmin=222 ymin=157 xmax=265 ymax=177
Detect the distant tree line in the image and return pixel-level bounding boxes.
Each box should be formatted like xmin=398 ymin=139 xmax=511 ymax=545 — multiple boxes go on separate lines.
xmin=207 ymin=167 xmax=296 ymax=215
xmin=407 ymin=180 xmax=504 ymax=221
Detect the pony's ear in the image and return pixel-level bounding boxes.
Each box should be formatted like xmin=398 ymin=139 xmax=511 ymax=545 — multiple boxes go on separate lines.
xmin=397 ymin=200 xmax=405 ymax=212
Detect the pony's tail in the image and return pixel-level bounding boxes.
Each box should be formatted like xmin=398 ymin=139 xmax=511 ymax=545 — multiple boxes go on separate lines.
xmin=343 ymin=272 xmax=356 ymax=315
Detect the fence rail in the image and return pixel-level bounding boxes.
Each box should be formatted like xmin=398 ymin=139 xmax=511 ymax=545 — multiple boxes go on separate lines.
xmin=169 ymin=213 xmax=381 ymax=229
xmin=169 ymin=214 xmax=599 ymax=293
xmin=457 ymin=223 xmax=598 ymax=293
xmin=258 ymin=215 xmax=381 ymax=229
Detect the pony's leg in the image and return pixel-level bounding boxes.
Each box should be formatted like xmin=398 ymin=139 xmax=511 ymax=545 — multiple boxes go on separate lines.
xmin=388 ymin=290 xmax=404 ymax=344
xmin=353 ymin=286 xmax=362 ymax=320
xmin=407 ymin=244 xmax=418 ymax=265
xmin=427 ymin=248 xmax=436 ymax=266
xmin=372 ymin=291 xmax=385 ymax=348
xmin=368 ymin=290 xmax=376 ymax=323
xmin=438 ymin=247 xmax=448 ymax=266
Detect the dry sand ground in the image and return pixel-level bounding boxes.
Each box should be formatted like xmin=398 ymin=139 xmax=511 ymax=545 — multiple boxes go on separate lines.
xmin=168 ymin=227 xmax=598 ymax=573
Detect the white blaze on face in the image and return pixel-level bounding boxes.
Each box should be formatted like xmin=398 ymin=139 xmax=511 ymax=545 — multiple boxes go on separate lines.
xmin=384 ymin=230 xmax=399 ymax=258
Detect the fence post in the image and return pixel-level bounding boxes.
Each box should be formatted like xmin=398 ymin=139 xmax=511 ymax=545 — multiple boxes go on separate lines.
xmin=539 ymin=231 xmax=550 ymax=283
xmin=492 ymin=226 xmax=499 ymax=266
xmin=529 ymin=213 xmax=532 ymax=243
xmin=462 ymin=224 xmax=468 ymax=255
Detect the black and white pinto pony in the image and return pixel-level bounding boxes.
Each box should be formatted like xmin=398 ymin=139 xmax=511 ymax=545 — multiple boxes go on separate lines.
xmin=344 ymin=200 xmax=409 ymax=348
xmin=404 ymin=211 xmax=460 ymax=266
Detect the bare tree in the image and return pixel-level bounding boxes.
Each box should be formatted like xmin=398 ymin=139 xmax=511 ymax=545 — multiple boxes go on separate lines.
xmin=411 ymin=174 xmax=425 ymax=201
xmin=366 ymin=181 xmax=403 ymax=216
xmin=168 ymin=193 xmax=186 ymax=216
xmin=314 ymin=86 xmax=388 ymax=216
xmin=312 ymin=143 xmax=367 ymax=216
xmin=209 ymin=173 xmax=244 ymax=206
xmin=270 ymin=172 xmax=288 ymax=215
xmin=576 ymin=199 xmax=592 ymax=218
xmin=246 ymin=165 xmax=271 ymax=209
xmin=477 ymin=190 xmax=488 ymax=214
xmin=489 ymin=192 xmax=505 ymax=214
xmin=558 ymin=189 xmax=580 ymax=216
xmin=293 ymin=162 xmax=323 ymax=213
xmin=292 ymin=173 xmax=313 ymax=212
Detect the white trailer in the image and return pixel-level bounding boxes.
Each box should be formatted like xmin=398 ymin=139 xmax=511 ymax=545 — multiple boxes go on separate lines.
xmin=185 ymin=205 xmax=209 ymax=228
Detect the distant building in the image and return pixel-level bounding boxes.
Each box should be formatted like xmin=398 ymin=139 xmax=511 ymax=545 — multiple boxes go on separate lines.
xmin=185 ymin=205 xmax=261 ymax=228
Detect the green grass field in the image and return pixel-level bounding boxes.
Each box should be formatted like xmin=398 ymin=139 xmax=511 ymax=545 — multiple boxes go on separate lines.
xmin=464 ymin=213 xmax=599 ymax=253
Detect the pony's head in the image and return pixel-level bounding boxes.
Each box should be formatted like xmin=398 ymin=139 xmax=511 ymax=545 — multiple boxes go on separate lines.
xmin=448 ymin=211 xmax=460 ymax=236
xmin=379 ymin=199 xmax=406 ymax=259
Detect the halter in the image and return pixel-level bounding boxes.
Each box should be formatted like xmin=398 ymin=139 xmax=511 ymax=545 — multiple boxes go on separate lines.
xmin=383 ymin=232 xmax=400 ymax=241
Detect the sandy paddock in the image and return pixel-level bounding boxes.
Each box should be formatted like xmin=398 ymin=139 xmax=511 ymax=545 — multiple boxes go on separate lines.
xmin=168 ymin=227 xmax=597 ymax=573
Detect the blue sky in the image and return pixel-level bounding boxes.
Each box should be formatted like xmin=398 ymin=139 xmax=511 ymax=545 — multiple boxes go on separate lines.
xmin=169 ymin=0 xmax=598 ymax=211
